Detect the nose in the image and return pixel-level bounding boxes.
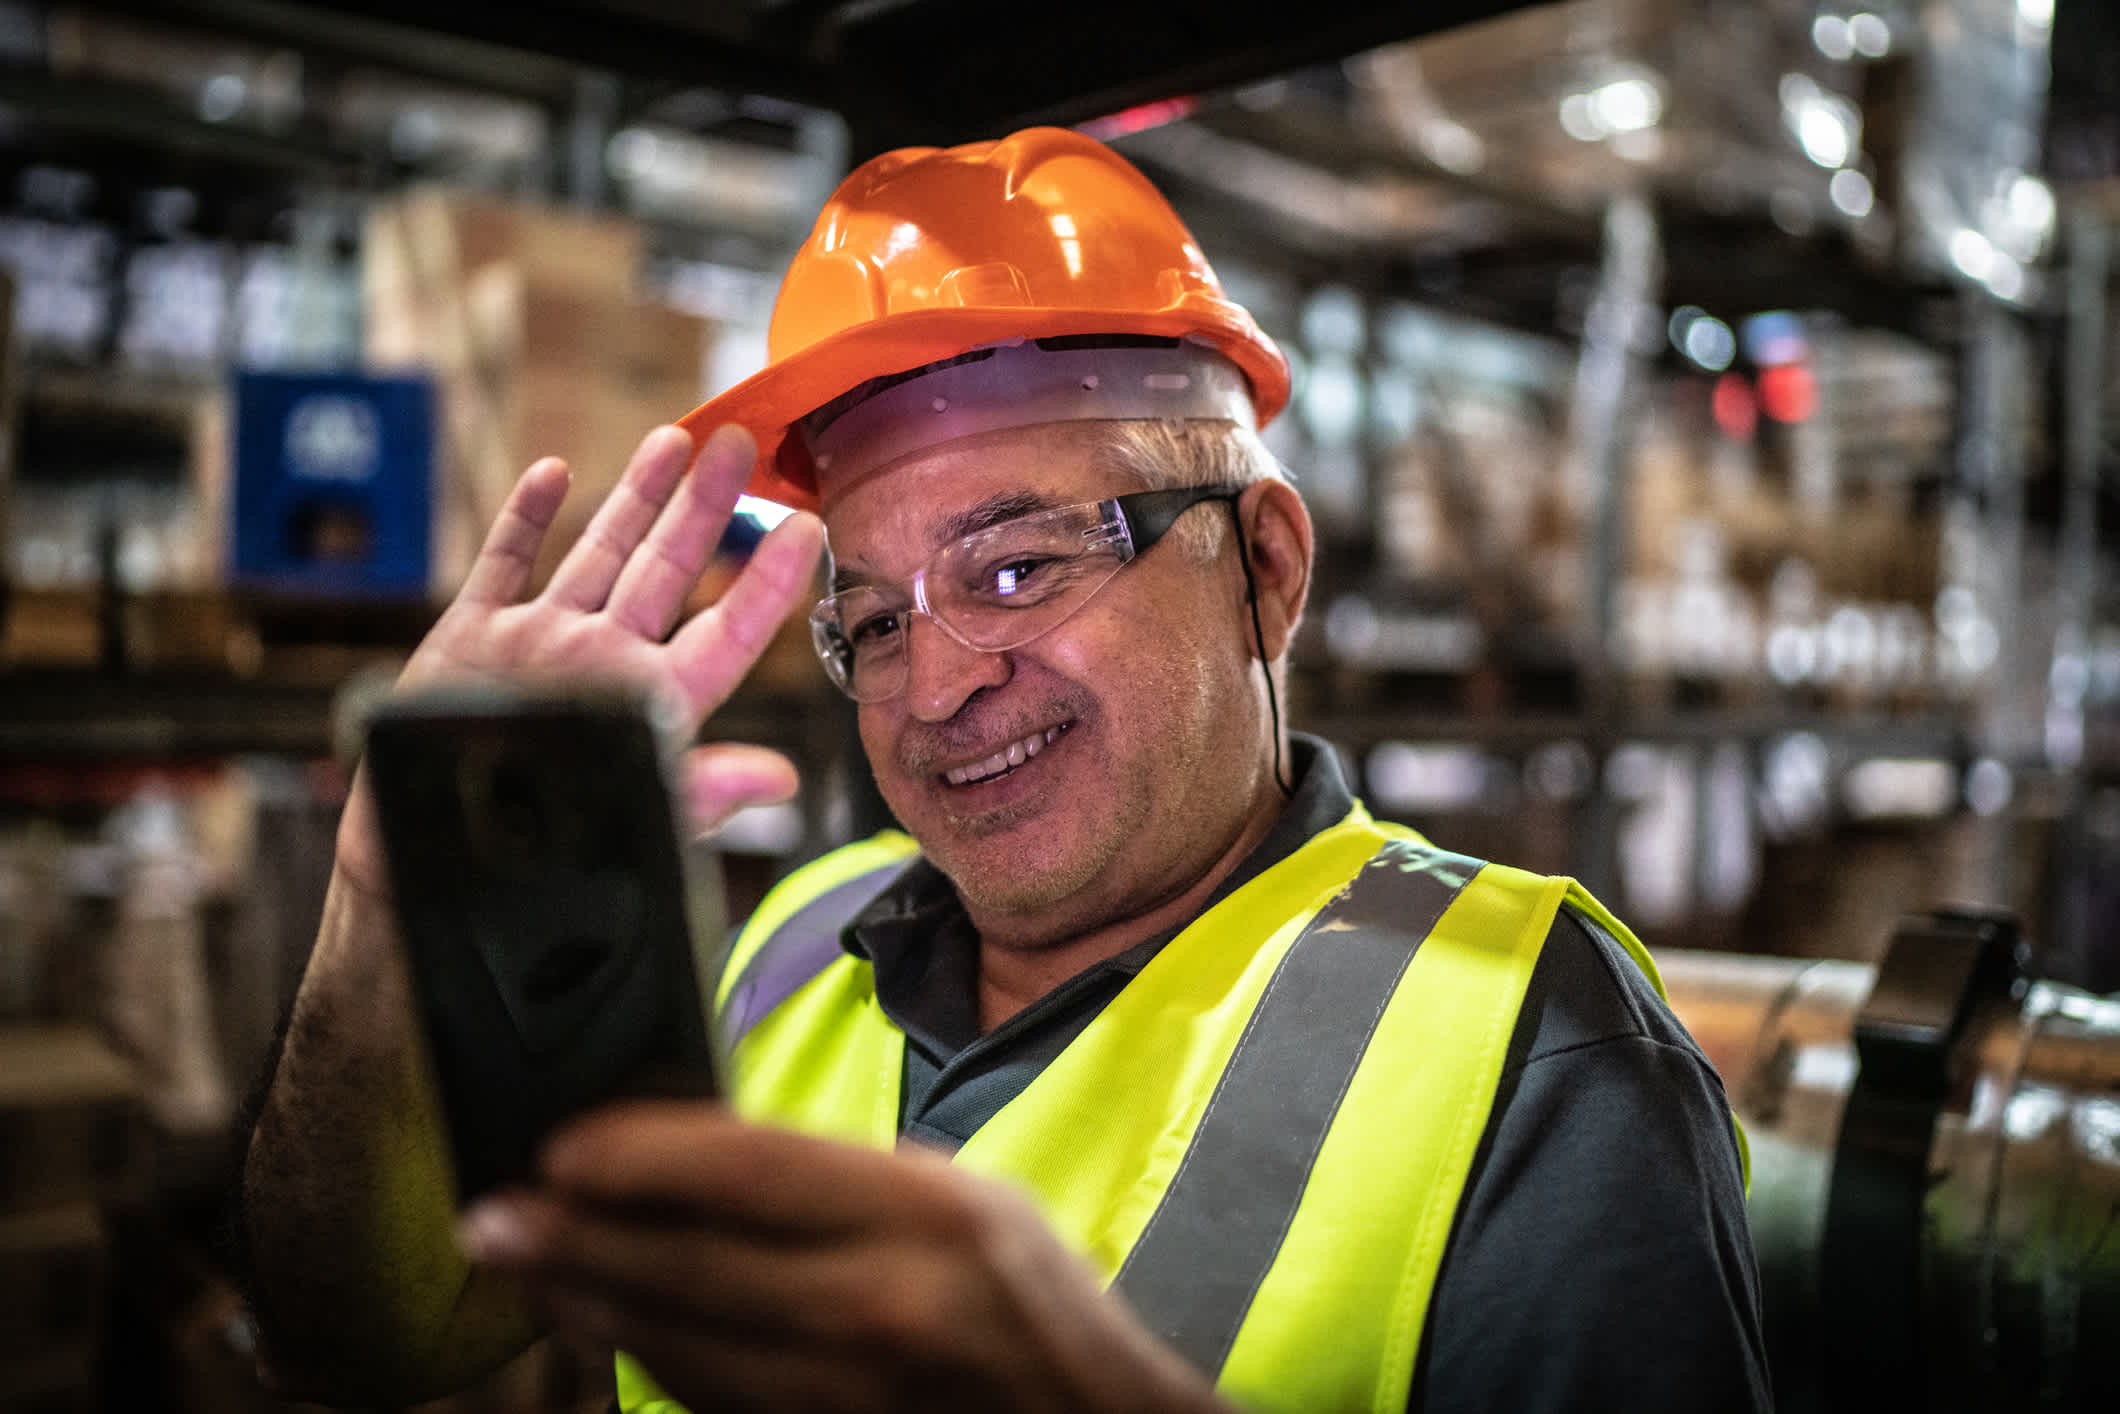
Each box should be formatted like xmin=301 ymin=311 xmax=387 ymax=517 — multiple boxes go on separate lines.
xmin=901 ymin=612 xmax=1011 ymax=722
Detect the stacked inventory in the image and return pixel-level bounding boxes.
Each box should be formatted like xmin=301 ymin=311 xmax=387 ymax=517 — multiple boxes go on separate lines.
xmin=363 ymin=187 xmax=718 ymax=594
xmin=0 ymin=1026 xmax=143 ymax=1414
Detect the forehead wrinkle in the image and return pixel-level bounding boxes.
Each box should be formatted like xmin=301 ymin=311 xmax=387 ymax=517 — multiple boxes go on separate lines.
xmin=831 ymin=488 xmax=1069 ymax=594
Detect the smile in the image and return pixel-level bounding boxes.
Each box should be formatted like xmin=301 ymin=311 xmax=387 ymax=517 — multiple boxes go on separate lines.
xmin=944 ymin=725 xmax=1069 ymax=786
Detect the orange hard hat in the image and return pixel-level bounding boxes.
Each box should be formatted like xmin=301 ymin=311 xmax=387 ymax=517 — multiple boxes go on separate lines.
xmin=677 ymin=126 xmax=1291 ymax=512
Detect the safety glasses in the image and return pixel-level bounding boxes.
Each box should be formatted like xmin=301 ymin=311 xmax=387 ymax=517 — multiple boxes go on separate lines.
xmin=809 ymin=484 xmax=1242 ymax=703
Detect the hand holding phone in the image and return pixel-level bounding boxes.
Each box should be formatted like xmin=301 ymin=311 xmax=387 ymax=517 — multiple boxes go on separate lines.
xmin=364 ymin=685 xmax=722 ymax=1202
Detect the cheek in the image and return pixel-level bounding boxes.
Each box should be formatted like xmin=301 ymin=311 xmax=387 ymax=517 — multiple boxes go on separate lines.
xmin=852 ymin=708 xmax=903 ymax=805
xmin=856 ymin=708 xmax=909 ymax=793
xmin=1049 ymin=600 xmax=1235 ymax=744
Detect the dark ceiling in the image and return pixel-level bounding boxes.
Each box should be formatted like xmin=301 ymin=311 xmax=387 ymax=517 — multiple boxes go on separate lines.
xmin=102 ymin=0 xmax=1543 ymax=155
xmin=37 ymin=1 xmax=2108 ymax=349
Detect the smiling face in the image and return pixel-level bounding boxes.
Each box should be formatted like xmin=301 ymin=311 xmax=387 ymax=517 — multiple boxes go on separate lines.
xmin=820 ymin=421 xmax=1285 ymax=949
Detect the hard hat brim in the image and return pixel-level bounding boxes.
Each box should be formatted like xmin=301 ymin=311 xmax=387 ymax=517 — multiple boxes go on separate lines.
xmin=677 ymin=299 xmax=1290 ymax=515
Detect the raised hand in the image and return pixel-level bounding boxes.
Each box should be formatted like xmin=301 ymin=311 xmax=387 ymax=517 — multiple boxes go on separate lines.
xmin=338 ymin=423 xmax=825 ymax=892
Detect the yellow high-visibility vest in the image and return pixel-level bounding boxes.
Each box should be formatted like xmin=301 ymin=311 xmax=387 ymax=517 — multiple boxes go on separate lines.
xmin=620 ymin=804 xmax=1674 ymax=1413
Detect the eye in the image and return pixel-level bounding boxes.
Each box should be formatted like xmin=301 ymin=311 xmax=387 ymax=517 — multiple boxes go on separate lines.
xmin=847 ymin=609 xmax=903 ymax=649
xmin=991 ymin=556 xmax=1056 ymax=597
xmin=965 ymin=552 xmax=1086 ymax=605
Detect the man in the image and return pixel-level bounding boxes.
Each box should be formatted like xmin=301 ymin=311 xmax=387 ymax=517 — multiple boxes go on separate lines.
xmin=242 ymin=127 xmax=1768 ymax=1412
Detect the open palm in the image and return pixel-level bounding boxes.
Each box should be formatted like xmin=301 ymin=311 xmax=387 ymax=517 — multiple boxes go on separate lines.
xmin=341 ymin=422 xmax=825 ymax=891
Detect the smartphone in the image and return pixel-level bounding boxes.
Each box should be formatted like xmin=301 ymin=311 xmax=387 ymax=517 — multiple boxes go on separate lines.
xmin=364 ymin=684 xmax=722 ymax=1203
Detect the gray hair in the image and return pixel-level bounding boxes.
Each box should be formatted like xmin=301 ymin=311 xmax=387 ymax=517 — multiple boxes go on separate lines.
xmin=1083 ymin=419 xmax=1286 ymax=560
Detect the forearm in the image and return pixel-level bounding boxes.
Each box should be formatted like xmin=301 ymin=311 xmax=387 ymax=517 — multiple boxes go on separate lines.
xmin=236 ymin=424 xmax=819 ymax=1402
xmin=240 ymin=817 xmax=536 ymax=1403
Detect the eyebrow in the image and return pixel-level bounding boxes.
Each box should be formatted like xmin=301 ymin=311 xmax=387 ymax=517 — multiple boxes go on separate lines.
xmin=940 ymin=491 xmax=1055 ymax=543
xmin=830 ymin=491 xmax=1064 ymax=594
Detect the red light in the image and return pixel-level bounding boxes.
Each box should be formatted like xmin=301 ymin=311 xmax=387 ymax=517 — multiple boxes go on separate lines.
xmin=1713 ymin=371 xmax=1758 ymax=442
xmin=1078 ymin=96 xmax=1198 ymax=140
xmin=1758 ymin=363 xmax=1818 ymax=423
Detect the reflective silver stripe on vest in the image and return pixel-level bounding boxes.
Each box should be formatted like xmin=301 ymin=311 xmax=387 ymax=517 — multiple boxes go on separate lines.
xmin=1112 ymin=838 xmax=1486 ymax=1379
xmin=720 ymin=862 xmax=905 ymax=1046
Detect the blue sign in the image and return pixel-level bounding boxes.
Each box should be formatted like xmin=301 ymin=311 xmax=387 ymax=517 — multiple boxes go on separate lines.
xmin=231 ymin=370 xmax=435 ymax=597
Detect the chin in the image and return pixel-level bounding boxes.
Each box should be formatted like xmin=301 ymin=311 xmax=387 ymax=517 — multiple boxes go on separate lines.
xmin=923 ymin=822 xmax=1112 ymax=924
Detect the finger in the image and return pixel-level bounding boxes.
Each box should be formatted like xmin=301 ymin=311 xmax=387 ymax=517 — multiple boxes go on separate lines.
xmin=666 ymin=511 xmax=826 ymax=710
xmin=456 ymin=458 xmax=571 ymax=607
xmin=524 ymin=1277 xmax=875 ymax=1412
xmin=542 ymin=426 xmax=695 ymax=613
xmin=463 ymin=1190 xmax=876 ymax=1344
xmin=509 ymin=1215 xmax=1091 ymax=1414
xmin=538 ymin=1102 xmax=953 ymax=1235
xmin=679 ymin=743 xmax=800 ymax=836
xmin=604 ymin=424 xmax=756 ymax=642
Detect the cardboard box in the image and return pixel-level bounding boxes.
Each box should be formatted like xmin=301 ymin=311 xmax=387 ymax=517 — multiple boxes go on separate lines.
xmin=0 ymin=1027 xmax=144 ymax=1214
xmin=425 ymin=292 xmax=711 ymax=593
xmin=464 ymin=265 xmax=710 ymax=381
xmin=123 ymin=589 xmax=238 ymax=670
xmin=0 ymin=1203 xmax=106 ymax=1361
xmin=0 ymin=587 xmax=238 ymax=671
xmin=363 ymin=188 xmax=643 ymax=373
xmin=362 ymin=190 xmax=713 ymax=596
xmin=0 ymin=589 xmax=99 ymax=669
xmin=408 ymin=189 xmax=639 ymax=295
xmin=497 ymin=352 xmax=710 ymax=591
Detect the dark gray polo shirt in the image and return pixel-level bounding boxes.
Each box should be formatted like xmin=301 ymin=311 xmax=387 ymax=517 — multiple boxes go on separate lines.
xmin=839 ymin=737 xmax=1771 ymax=1412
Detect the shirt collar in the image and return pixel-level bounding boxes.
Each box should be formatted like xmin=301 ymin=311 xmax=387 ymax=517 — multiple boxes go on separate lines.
xmin=843 ymin=733 xmax=1357 ymax=1048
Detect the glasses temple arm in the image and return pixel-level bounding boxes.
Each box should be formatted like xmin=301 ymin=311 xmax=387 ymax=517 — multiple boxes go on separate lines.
xmin=1220 ymin=500 xmax=1293 ymax=800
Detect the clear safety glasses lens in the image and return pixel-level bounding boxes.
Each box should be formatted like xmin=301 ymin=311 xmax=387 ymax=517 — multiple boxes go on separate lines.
xmin=809 ymin=484 xmax=1241 ymax=703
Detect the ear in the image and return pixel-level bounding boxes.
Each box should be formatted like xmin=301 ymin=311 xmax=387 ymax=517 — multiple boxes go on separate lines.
xmin=1235 ymin=478 xmax=1313 ymax=663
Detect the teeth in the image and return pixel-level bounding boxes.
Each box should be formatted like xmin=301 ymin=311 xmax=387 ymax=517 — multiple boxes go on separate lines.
xmin=946 ymin=726 xmax=1065 ymax=786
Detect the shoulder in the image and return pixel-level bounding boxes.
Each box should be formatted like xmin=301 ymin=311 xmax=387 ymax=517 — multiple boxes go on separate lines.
xmin=1510 ymin=904 xmax=1709 ymax=1071
xmin=1484 ymin=903 xmax=1746 ymax=1204
xmin=1479 ymin=903 xmax=1745 ymax=1202
xmin=721 ymin=831 xmax=920 ymax=998
xmin=1412 ymin=905 xmax=1770 ymax=1412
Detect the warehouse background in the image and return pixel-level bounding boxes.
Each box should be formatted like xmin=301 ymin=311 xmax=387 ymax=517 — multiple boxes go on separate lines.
xmin=0 ymin=1 xmax=2115 ymax=1410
